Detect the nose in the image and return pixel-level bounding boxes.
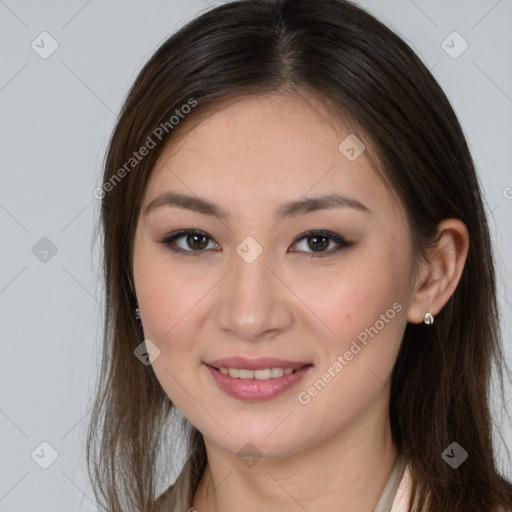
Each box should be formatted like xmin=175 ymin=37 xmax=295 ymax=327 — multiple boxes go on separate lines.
xmin=214 ymin=248 xmax=294 ymax=341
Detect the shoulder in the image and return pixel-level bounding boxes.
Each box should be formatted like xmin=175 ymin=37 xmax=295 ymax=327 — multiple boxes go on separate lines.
xmin=390 ymin=461 xmax=416 ymax=512
xmin=390 ymin=460 xmax=430 ymax=512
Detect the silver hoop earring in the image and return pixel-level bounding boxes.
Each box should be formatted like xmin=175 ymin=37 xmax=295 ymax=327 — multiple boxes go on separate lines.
xmin=423 ymin=312 xmax=434 ymax=325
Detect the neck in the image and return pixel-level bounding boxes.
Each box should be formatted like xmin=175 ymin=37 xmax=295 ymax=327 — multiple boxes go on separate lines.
xmin=192 ymin=393 xmax=398 ymax=512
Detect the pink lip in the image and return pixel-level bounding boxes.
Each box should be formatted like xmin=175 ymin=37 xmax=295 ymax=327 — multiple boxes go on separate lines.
xmin=204 ymin=362 xmax=313 ymax=402
xmin=205 ymin=356 xmax=311 ymax=371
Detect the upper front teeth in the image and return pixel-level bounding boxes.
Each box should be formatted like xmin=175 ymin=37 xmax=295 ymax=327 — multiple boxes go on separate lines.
xmin=219 ymin=367 xmax=295 ymax=380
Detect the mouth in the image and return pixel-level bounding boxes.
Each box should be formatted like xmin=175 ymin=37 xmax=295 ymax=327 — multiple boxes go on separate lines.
xmin=205 ymin=364 xmax=312 ymax=380
xmin=203 ymin=360 xmax=314 ymax=402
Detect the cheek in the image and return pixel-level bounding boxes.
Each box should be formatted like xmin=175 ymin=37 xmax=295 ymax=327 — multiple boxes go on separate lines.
xmin=300 ymin=254 xmax=403 ymax=333
xmin=294 ymin=265 xmax=408 ymax=431
xmin=133 ymin=237 xmax=190 ymax=345
xmin=133 ymin=225 xmax=214 ymax=336
xmin=296 ymin=241 xmax=410 ymax=382
xmin=136 ymin=263 xmax=208 ymax=345
xmin=133 ymin=251 xmax=208 ymax=411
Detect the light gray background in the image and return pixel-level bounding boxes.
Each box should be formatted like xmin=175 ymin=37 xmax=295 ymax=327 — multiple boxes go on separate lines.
xmin=1 ymin=0 xmax=511 ymax=510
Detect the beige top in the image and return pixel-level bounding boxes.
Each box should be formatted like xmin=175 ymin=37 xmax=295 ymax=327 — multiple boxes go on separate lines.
xmin=381 ymin=458 xmax=511 ymax=512
xmin=374 ymin=453 xmax=418 ymax=512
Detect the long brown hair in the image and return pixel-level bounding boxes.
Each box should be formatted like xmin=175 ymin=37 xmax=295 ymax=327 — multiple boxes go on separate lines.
xmin=86 ymin=1 xmax=512 ymax=510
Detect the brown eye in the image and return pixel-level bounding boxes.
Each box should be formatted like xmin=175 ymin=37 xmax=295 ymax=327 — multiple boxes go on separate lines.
xmin=291 ymin=230 xmax=352 ymax=257
xmin=160 ymin=230 xmax=220 ymax=254
xmin=307 ymin=235 xmax=330 ymax=252
xmin=186 ymin=233 xmax=209 ymax=250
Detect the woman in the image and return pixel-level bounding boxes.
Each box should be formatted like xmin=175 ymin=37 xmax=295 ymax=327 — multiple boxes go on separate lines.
xmin=86 ymin=0 xmax=512 ymax=510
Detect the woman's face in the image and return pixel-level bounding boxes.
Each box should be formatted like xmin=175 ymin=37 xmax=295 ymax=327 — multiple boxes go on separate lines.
xmin=133 ymin=93 xmax=418 ymax=459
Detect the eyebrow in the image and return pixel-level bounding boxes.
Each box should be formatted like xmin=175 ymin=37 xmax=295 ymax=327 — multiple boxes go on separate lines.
xmin=145 ymin=191 xmax=371 ymax=220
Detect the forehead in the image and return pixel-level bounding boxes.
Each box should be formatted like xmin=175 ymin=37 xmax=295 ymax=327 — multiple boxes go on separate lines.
xmin=143 ymin=93 xmax=401 ymax=220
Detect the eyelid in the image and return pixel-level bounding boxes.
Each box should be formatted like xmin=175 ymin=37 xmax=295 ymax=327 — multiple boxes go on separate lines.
xmin=159 ymin=229 xmax=220 ymax=256
xmin=290 ymin=230 xmax=352 ymax=257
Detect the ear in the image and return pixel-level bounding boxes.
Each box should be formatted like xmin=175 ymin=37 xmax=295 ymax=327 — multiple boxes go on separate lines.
xmin=407 ymin=219 xmax=470 ymax=324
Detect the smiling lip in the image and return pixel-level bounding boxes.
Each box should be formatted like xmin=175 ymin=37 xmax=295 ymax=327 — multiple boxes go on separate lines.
xmin=204 ymin=357 xmax=311 ymax=371
xmin=203 ymin=357 xmax=313 ymax=402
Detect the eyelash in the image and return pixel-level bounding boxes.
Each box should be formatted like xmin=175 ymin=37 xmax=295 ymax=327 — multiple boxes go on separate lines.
xmin=159 ymin=229 xmax=352 ymax=258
